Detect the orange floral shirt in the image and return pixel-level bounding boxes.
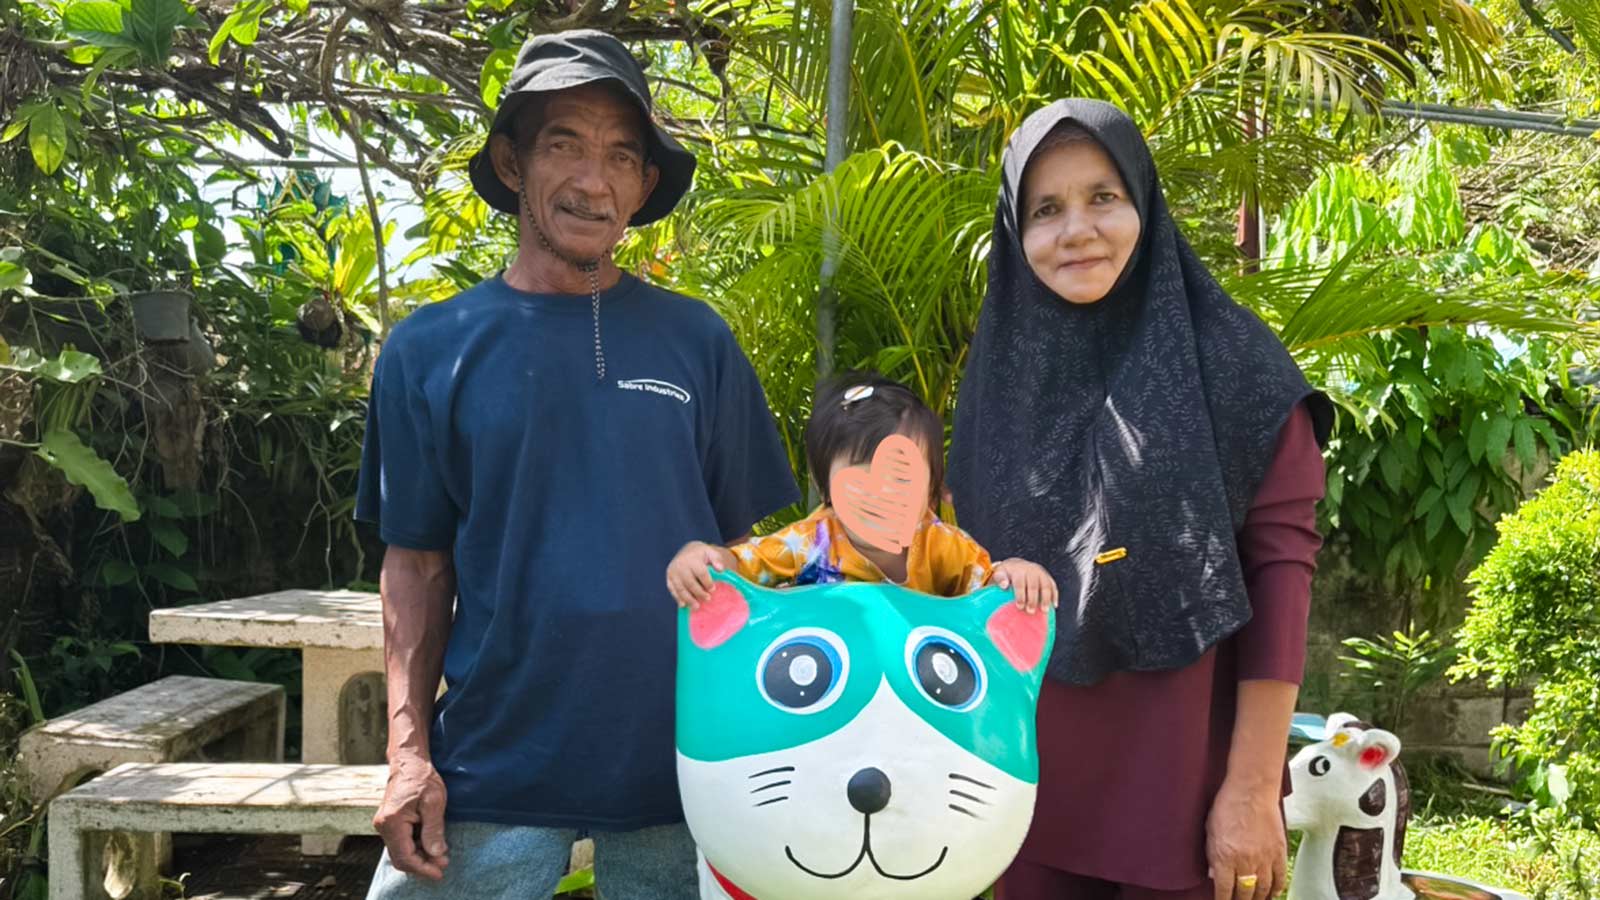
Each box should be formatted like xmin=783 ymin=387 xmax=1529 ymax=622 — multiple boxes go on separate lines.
xmin=730 ymin=506 xmax=994 ymax=597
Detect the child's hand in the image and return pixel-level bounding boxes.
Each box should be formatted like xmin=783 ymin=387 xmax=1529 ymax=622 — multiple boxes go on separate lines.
xmin=990 ymin=559 xmax=1058 ymax=613
xmin=667 ymin=541 xmax=737 ymax=610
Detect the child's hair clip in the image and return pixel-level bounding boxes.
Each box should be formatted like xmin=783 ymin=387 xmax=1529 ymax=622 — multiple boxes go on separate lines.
xmin=841 ymin=384 xmax=874 ymax=408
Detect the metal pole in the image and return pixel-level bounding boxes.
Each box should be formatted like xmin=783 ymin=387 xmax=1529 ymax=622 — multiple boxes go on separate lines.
xmin=817 ymin=0 xmax=854 ymax=383
xmin=810 ymin=0 xmax=853 ymax=509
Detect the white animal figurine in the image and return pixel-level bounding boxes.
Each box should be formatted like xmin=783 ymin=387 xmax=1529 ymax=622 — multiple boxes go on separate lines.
xmin=1285 ymin=713 xmax=1413 ymax=900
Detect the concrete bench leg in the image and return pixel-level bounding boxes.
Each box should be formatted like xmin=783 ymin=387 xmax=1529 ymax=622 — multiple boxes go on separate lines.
xmin=49 ymin=809 xmax=160 ymax=900
xmin=301 ymin=646 xmax=383 ymax=856
xmin=47 ymin=807 xmax=86 ymax=900
xmin=34 ymin=768 xmax=169 ymax=889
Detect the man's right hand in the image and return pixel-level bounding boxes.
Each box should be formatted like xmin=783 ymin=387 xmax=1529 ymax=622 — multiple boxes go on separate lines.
xmin=373 ymin=755 xmax=450 ymax=880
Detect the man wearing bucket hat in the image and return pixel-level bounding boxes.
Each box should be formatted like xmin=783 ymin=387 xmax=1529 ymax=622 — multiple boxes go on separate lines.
xmin=356 ymin=29 xmax=799 ymax=899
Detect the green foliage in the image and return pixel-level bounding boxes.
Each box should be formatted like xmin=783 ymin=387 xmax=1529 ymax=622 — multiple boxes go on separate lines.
xmin=1337 ymin=629 xmax=1457 ymax=734
xmin=1452 ymin=451 xmax=1600 ymax=818
xmin=1262 ymin=127 xmax=1596 ymax=611
xmin=34 ymin=430 xmax=140 ymax=522
xmin=1318 ymin=331 xmax=1586 ymax=607
xmin=1397 ymin=810 xmax=1600 ymax=898
xmin=24 ymin=636 xmax=142 ymax=717
xmin=686 ymin=143 xmax=993 ymax=492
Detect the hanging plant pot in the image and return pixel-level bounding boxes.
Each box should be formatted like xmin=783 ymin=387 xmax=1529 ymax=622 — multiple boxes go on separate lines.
xmin=129 ymin=290 xmax=192 ymax=344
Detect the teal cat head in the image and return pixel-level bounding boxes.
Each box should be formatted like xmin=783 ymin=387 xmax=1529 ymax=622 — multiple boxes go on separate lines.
xmin=676 ymin=570 xmax=1055 ymax=783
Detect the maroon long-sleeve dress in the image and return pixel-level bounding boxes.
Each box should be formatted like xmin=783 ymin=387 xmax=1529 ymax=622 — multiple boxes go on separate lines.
xmin=1000 ymin=403 xmax=1326 ymax=895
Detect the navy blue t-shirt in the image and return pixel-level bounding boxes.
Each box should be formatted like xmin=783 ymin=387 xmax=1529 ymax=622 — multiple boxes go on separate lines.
xmin=354 ymin=274 xmax=798 ymax=829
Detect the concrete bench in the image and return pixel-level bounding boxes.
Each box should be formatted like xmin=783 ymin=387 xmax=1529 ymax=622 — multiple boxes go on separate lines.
xmin=18 ymin=675 xmax=285 ymax=804
xmin=48 ymin=762 xmax=385 ymax=900
xmin=18 ymin=674 xmax=284 ymax=884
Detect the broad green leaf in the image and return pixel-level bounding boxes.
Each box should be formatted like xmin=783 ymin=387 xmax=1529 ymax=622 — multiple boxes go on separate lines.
xmin=147 ymin=520 xmax=189 ymax=557
xmin=480 ymin=49 xmax=516 ymax=109
xmin=27 ymin=105 xmax=67 ymax=175
xmin=1377 ymin=444 xmax=1402 ymax=492
xmin=0 ymin=259 xmax=27 ymax=292
xmin=2 ymin=347 xmax=102 ymax=382
xmin=286 ymin=0 xmax=308 ymax=12
xmin=167 ymin=489 xmax=220 ymax=517
xmin=194 ymin=221 xmax=227 ymax=268
xmin=62 ymin=0 xmax=139 ymax=48
xmin=63 ymin=0 xmax=124 ymax=35
xmin=208 ymin=0 xmax=267 ymax=64
xmin=1528 ymin=418 xmax=1561 ymax=454
xmin=34 ymin=430 xmax=140 ymax=522
xmin=82 ymin=46 xmax=137 ymax=103
xmin=2 ymin=120 xmax=26 ymax=143
xmin=39 ymin=348 xmax=101 ymax=383
xmin=1484 ymin=414 xmax=1513 ymax=464
xmin=98 ymin=558 xmax=138 ymax=587
xmin=2 ymin=105 xmax=36 ymax=143
xmin=127 ymin=0 xmax=190 ymax=65
xmin=346 ymin=300 xmax=382 ymax=335
xmin=1445 ymin=481 xmax=1473 ymax=536
xmin=1512 ymin=419 xmax=1537 ymax=468
xmin=1416 ymin=485 xmax=1443 ymax=514
xmin=1547 ymin=763 xmax=1571 ymax=806
xmin=144 ymin=562 xmax=198 ymax=592
xmin=143 ymin=493 xmax=183 ymax=518
xmin=1424 ymin=501 xmax=1447 ymax=542
xmin=1465 ymin=412 xmax=1488 ymax=463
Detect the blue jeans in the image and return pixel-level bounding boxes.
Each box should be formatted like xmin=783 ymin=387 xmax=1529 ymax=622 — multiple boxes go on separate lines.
xmin=366 ymin=820 xmax=699 ymax=900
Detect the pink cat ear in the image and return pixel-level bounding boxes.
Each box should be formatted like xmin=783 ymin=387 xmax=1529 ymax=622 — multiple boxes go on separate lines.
xmin=1356 ymin=730 xmax=1401 ymax=769
xmin=986 ymin=602 xmax=1049 ymax=672
xmin=689 ymin=581 xmax=749 ymax=649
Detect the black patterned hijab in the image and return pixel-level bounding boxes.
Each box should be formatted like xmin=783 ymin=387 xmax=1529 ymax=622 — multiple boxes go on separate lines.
xmin=948 ymin=99 xmax=1331 ymax=686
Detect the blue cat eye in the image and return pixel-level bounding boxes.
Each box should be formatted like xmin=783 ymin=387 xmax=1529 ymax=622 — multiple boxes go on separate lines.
xmin=906 ymin=628 xmax=986 ymax=712
xmin=757 ymin=629 xmax=849 ymax=715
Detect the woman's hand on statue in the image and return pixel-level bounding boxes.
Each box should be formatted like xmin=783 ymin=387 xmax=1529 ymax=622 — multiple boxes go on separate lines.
xmin=667 ymin=541 xmax=737 ymax=610
xmin=989 ymin=559 xmax=1059 ymax=612
xmin=1206 ymin=776 xmax=1287 ymax=900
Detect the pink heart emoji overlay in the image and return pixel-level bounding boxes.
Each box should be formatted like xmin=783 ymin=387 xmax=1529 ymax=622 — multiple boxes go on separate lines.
xmin=832 ymin=434 xmax=930 ymax=554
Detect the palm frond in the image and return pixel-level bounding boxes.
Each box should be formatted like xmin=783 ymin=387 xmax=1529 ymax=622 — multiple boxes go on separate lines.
xmin=1368 ymin=0 xmax=1505 ymax=97
xmin=1226 ymin=249 xmax=1599 ymax=376
xmin=1553 ymin=0 xmax=1600 ymax=59
xmin=688 ymin=143 xmax=993 ymax=410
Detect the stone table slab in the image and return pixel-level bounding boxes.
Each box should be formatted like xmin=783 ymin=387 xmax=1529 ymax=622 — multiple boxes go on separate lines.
xmin=148 ymin=591 xmax=382 ymax=651
xmin=148 ymin=592 xmax=386 ymax=856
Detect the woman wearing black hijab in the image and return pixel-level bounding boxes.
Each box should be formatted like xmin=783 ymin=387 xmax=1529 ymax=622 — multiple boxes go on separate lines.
xmin=948 ymin=100 xmax=1331 ymax=900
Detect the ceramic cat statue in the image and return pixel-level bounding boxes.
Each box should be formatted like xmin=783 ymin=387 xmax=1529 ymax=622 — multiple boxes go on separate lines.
xmin=677 ymin=570 xmax=1055 ymax=900
xmin=1285 ymin=713 xmax=1413 ymax=900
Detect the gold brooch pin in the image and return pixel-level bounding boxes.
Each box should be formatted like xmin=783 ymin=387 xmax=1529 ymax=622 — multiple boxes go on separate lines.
xmin=1094 ymin=547 xmax=1128 ymax=565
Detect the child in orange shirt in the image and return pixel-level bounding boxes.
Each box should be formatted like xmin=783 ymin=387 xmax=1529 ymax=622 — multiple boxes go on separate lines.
xmin=667 ymin=372 xmax=1056 ymax=610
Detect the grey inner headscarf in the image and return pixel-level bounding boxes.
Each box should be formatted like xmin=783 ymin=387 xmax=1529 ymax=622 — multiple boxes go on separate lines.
xmin=948 ymin=99 xmax=1331 ymax=686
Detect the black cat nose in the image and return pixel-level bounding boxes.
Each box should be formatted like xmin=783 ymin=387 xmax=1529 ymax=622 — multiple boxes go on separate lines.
xmin=847 ymin=767 xmax=892 ymax=815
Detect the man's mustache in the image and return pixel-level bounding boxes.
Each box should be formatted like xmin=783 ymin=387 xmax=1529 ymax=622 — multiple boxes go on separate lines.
xmin=554 ymin=196 xmax=613 ymax=222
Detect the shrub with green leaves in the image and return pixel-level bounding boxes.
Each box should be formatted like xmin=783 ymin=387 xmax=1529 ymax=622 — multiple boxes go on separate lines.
xmin=1452 ymin=450 xmax=1600 ymax=816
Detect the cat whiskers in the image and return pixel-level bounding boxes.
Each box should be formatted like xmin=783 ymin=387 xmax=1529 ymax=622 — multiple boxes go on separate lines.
xmin=948 ymin=772 xmax=994 ymax=819
xmin=749 ymin=765 xmax=795 ymax=808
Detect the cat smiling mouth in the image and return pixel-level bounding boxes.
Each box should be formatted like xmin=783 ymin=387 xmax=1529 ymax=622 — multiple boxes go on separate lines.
xmin=785 ymin=816 xmax=949 ymax=881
